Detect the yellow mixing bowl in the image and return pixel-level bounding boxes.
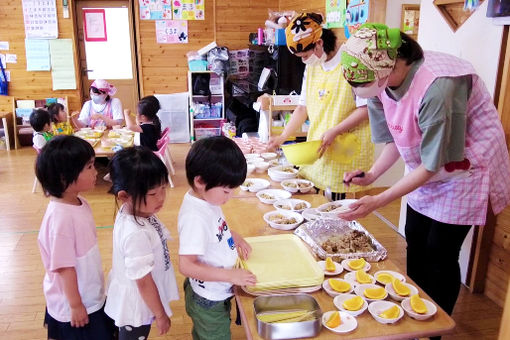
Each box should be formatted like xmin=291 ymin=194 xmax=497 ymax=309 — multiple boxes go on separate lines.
xmin=281 ymin=140 xmax=322 ymax=165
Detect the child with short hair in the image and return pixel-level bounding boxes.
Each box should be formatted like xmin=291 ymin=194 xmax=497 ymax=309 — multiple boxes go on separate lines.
xmin=30 ymin=108 xmax=53 ymax=149
xmin=105 ymin=146 xmax=179 ymax=339
xmin=36 ymin=135 xmax=114 ymax=340
xmin=48 ymin=102 xmax=74 ymax=135
xmin=123 ymin=96 xmax=162 ymax=151
xmin=178 ymin=136 xmax=257 ymax=340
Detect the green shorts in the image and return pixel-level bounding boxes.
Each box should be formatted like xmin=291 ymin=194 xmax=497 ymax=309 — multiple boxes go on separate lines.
xmin=184 ymin=278 xmax=233 ymax=340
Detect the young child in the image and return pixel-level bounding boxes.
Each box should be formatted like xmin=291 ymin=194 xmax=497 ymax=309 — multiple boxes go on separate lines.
xmin=36 ymin=135 xmax=114 ymax=340
xmin=178 ymin=136 xmax=257 ymax=340
xmin=48 ymin=102 xmax=74 ymax=135
xmin=123 ymin=95 xmax=162 ymax=151
xmin=105 ymin=146 xmax=179 ymax=339
xmin=30 ymin=108 xmax=53 ymax=149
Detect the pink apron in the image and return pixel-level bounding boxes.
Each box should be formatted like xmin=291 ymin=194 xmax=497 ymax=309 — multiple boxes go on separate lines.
xmin=89 ymin=100 xmax=113 ymax=128
xmin=379 ymin=51 xmax=510 ymax=225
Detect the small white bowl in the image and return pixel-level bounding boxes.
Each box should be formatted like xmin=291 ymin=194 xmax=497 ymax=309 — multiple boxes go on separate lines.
xmin=244 ymin=153 xmax=260 ymax=160
xmin=354 ymin=284 xmax=388 ymax=302
xmin=268 ymin=165 xmax=299 ymax=182
xmin=240 ymin=178 xmax=270 ymax=193
xmin=246 ymin=157 xmax=264 ymax=164
xmin=401 ymin=297 xmax=438 ymax=320
xmin=368 ymin=301 xmax=404 ymax=324
xmin=317 ymin=199 xmax=358 ymax=218
xmin=322 ymin=311 xmax=358 ymax=333
xmin=374 ymin=270 xmax=406 ymax=285
xmin=263 ymin=210 xmax=303 ymax=230
xmin=333 ymin=293 xmax=369 ymax=317
xmin=343 ymin=271 xmax=376 ymax=286
xmin=254 ymin=161 xmax=270 ymax=173
xmin=273 ymin=198 xmax=311 ymax=213
xmin=280 ymin=179 xmax=314 ymax=193
xmin=322 ymin=279 xmax=353 ymax=297
xmin=246 ymin=164 xmax=255 ymax=175
xmin=317 ymin=260 xmax=343 ymax=276
xmin=260 ymin=152 xmax=277 ymax=160
xmin=302 ymin=208 xmax=322 ymax=221
xmin=341 ymin=259 xmax=371 ymax=272
xmin=385 ymin=281 xmax=419 ymax=302
xmin=256 ymin=189 xmax=292 ymax=204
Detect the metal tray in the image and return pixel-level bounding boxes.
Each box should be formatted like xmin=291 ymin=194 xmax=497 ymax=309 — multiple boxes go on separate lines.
xmin=294 ymin=219 xmax=388 ymax=262
xmin=254 ymin=294 xmax=322 ymax=340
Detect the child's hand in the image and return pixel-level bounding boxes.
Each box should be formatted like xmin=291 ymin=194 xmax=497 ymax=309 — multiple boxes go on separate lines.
xmin=230 ymin=268 xmax=257 ymax=286
xmin=123 ymin=108 xmax=131 ymax=116
xmin=155 ymin=314 xmax=170 ymax=335
xmin=70 ymin=304 xmax=89 ymax=327
xmin=70 ymin=111 xmax=79 ymax=118
xmin=232 ymin=231 xmax=252 ymax=260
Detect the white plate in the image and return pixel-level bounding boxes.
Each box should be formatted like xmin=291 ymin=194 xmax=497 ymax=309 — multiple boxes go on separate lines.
xmin=256 ymin=189 xmax=292 ymax=204
xmin=368 ymin=301 xmax=404 ymax=324
xmin=322 ymin=311 xmax=357 ymax=333
xmin=240 ymin=178 xmax=270 ymax=192
xmin=322 ymin=279 xmax=353 ymax=297
xmin=341 ymin=259 xmax=371 ymax=272
xmin=401 ymin=297 xmax=438 ymax=320
xmin=354 ymin=284 xmax=388 ymax=302
xmin=385 ymin=281 xmax=419 ymax=302
xmin=344 ymin=271 xmax=376 ymax=285
xmin=260 ymin=152 xmax=277 ymax=160
xmin=317 ymin=260 xmax=343 ymax=276
xmin=263 ymin=210 xmax=303 ymax=230
xmin=317 ymin=199 xmax=358 ymax=218
xmin=302 ymin=208 xmax=322 ymax=221
xmin=374 ymin=270 xmax=406 ymax=285
xmin=244 ymin=153 xmax=260 ymax=160
xmin=273 ymin=198 xmax=311 ymax=213
xmin=333 ymin=293 xmax=369 ymax=317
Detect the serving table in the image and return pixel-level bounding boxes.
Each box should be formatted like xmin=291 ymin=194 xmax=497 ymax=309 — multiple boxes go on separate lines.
xmin=224 ymin=181 xmax=455 ymax=340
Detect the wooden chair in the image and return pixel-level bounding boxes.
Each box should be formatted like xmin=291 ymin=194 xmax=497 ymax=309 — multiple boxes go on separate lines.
xmin=153 ymin=135 xmax=174 ymax=188
xmin=32 ymin=145 xmax=41 ymax=193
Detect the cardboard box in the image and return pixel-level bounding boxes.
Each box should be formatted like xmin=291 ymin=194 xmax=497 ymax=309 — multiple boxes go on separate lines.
xmin=272 ymin=95 xmax=300 ymax=106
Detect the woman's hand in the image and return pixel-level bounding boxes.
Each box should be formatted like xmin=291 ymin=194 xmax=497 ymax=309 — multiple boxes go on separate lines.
xmin=91 ymin=113 xmax=103 ymax=120
xmin=337 ymin=195 xmax=382 ymax=220
xmin=343 ymin=170 xmax=375 ymax=187
xmin=229 ymin=268 xmax=257 ymax=286
xmin=70 ymin=303 xmax=89 ymax=327
xmin=155 ymin=314 xmax=171 ymax=335
xmin=318 ymin=127 xmax=338 ymax=157
xmin=267 ymin=135 xmax=286 ymax=151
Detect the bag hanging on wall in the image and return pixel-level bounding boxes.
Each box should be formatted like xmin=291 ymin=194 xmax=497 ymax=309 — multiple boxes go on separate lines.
xmin=0 ymin=61 xmax=8 ymax=96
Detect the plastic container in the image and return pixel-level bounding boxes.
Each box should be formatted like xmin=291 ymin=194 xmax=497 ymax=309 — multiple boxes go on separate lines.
xmin=194 ymin=127 xmax=221 ymax=140
xmin=188 ymin=59 xmax=208 ymax=71
xmin=281 ymin=140 xmax=322 ymax=166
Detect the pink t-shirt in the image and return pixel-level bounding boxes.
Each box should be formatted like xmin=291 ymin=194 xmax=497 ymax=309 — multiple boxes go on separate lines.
xmin=37 ymin=197 xmax=105 ymax=322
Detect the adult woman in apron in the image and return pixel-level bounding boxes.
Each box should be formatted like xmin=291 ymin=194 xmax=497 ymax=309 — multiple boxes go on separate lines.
xmin=74 ymin=79 xmax=124 ymax=129
xmin=338 ymin=23 xmax=510 ymax=324
xmin=268 ymin=13 xmax=373 ymax=201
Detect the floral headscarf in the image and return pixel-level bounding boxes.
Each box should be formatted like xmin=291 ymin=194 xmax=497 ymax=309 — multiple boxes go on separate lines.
xmin=340 ymin=23 xmax=402 ymax=83
xmin=285 ymin=13 xmax=323 ymax=54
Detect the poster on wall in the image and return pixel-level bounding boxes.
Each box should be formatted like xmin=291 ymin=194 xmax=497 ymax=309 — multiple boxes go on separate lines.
xmin=139 ymin=0 xmax=172 ymax=20
xmin=326 ymin=0 xmax=347 ymax=28
xmin=155 ymin=20 xmax=188 ymax=43
xmin=344 ymin=0 xmax=369 ymax=38
xmin=83 ymin=9 xmax=107 ymax=42
xmin=22 ymin=0 xmax=58 ymax=39
xmin=172 ymin=0 xmax=205 ymax=20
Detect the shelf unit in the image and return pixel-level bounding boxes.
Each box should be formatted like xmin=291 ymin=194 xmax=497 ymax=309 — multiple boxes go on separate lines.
xmin=188 ymin=71 xmax=225 ymax=141
xmin=268 ymin=99 xmax=307 ymax=139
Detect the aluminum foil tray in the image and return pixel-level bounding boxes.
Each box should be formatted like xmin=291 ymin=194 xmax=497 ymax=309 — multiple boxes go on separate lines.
xmin=293 ymin=219 xmax=387 ymax=262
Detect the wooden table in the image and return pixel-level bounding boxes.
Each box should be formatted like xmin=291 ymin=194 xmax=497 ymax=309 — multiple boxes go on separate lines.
xmin=76 ymin=129 xmax=133 ymax=157
xmin=223 ymin=183 xmax=455 ymax=340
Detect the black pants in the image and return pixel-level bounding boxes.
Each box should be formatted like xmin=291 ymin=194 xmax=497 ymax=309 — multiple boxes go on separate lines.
xmin=405 ymin=205 xmax=471 ymax=318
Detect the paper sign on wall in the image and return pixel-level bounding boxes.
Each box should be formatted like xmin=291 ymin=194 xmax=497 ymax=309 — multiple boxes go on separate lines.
xmin=49 ymin=39 xmax=76 ymax=90
xmin=172 ymin=0 xmax=205 ymax=20
xmin=326 ymin=0 xmax=347 ymax=28
xmin=22 ymin=0 xmax=58 ymax=39
xmin=139 ymin=0 xmax=172 ymax=20
xmin=83 ymin=9 xmax=107 ymax=42
xmin=25 ymin=39 xmax=51 ymax=71
xmin=0 ymin=42 xmax=9 ymax=50
xmin=155 ymin=20 xmax=188 ymax=43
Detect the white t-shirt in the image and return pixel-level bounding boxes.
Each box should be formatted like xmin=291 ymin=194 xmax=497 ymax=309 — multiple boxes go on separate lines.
xmin=32 ymin=132 xmax=47 ymax=149
xmin=298 ymin=48 xmax=367 ymax=108
xmin=178 ymin=191 xmax=239 ymax=301
xmin=105 ymin=204 xmax=179 ymax=327
xmin=78 ymin=98 xmax=123 ymax=126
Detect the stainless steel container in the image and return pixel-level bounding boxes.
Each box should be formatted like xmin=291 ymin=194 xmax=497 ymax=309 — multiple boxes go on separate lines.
xmin=254 ymin=294 xmax=322 ymax=340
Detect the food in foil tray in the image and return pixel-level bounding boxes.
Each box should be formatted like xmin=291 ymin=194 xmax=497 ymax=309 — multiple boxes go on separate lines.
xmin=321 ymin=230 xmax=375 ymax=254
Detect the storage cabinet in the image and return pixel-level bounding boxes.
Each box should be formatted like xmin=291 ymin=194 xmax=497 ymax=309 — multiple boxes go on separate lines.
xmin=188 ymin=71 xmax=225 ymax=141
xmin=268 ymin=100 xmax=307 ymax=139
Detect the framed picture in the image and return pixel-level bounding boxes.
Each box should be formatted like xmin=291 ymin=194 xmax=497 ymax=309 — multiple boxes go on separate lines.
xmin=83 ymin=9 xmax=107 ymax=42
xmin=401 ymin=4 xmax=420 ymax=40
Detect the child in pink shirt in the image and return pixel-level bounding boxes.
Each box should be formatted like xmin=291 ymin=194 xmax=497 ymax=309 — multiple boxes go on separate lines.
xmin=36 ymin=135 xmax=115 ymax=340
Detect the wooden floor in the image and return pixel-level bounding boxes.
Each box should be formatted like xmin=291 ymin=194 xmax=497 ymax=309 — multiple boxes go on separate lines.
xmin=0 ymin=145 xmax=503 ymax=339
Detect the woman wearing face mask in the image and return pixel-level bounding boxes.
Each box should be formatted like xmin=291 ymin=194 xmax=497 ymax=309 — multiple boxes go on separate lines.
xmin=268 ymin=13 xmax=374 ymax=201
xmin=339 ymin=23 xmax=510 ymax=322
xmin=74 ymin=79 xmax=124 ymax=129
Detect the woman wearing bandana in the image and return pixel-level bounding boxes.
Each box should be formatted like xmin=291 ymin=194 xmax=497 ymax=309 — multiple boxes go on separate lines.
xmin=268 ymin=13 xmax=374 ymax=201
xmin=339 ymin=23 xmax=510 ymax=321
xmin=75 ymin=79 xmax=124 ymax=129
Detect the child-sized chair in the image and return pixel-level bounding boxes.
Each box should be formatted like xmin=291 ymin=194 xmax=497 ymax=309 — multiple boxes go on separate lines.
xmin=32 ymin=145 xmax=41 ymax=193
xmin=157 ymin=127 xmax=175 ymax=175
xmin=153 ymin=135 xmax=174 ymax=188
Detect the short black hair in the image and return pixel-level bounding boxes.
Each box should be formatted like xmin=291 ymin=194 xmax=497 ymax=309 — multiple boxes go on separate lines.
xmin=35 ymin=135 xmax=95 ymax=198
xmin=29 ymin=109 xmax=51 ymax=132
xmin=108 ymin=146 xmax=169 ymax=221
xmin=138 ymin=95 xmax=162 ymax=135
xmin=397 ymin=32 xmax=423 ymax=65
xmin=186 ymin=136 xmax=247 ymax=191
xmin=47 ymin=103 xmax=65 ymax=123
xmin=321 ymin=29 xmax=337 ymax=55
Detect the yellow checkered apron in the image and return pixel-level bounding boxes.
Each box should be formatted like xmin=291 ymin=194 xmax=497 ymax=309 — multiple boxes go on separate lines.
xmin=299 ymin=62 xmax=373 ymax=193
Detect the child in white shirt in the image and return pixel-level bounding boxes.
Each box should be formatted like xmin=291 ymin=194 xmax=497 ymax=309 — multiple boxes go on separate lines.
xmin=178 ymin=136 xmax=256 ymax=340
xmin=30 ymin=108 xmax=53 ymax=149
xmin=105 ymin=146 xmax=178 ymax=340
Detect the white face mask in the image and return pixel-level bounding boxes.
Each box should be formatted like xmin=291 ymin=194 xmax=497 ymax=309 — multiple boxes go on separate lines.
xmin=302 ymin=49 xmax=327 ymax=66
xmin=352 ymin=77 xmax=389 ymax=98
xmin=91 ymin=93 xmax=106 ymax=104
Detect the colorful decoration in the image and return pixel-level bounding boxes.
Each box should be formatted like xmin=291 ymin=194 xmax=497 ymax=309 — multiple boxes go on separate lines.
xmin=172 ymin=0 xmax=205 ymax=20
xmin=155 ymin=20 xmax=188 ymax=43
xmin=139 ymin=0 xmax=172 ymax=20
xmin=326 ymin=0 xmax=347 ymax=28
xmin=344 ymin=0 xmax=369 ymax=38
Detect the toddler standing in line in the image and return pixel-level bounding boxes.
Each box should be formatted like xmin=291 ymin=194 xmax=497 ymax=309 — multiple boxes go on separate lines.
xmin=36 ymin=135 xmax=114 ymax=340
xmin=178 ymin=136 xmax=257 ymax=340
xmin=48 ymin=102 xmax=74 ymax=135
xmin=30 ymin=108 xmax=53 ymax=149
xmin=105 ymin=146 xmax=179 ymax=339
xmin=123 ymin=95 xmax=162 ymax=151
